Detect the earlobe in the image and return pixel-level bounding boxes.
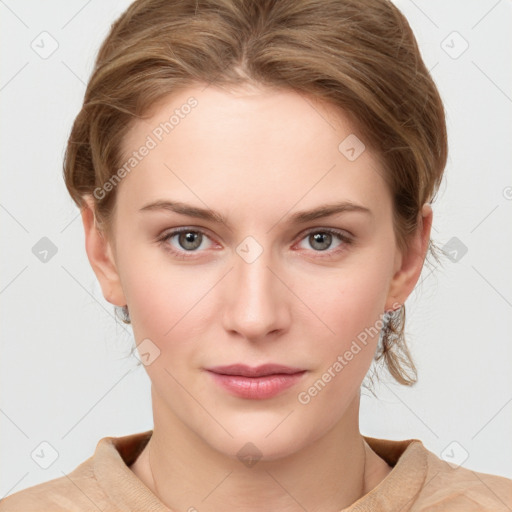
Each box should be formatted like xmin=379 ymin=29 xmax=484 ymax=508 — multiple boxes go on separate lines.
xmin=80 ymin=195 xmax=126 ymax=307
xmin=385 ymin=204 xmax=433 ymax=311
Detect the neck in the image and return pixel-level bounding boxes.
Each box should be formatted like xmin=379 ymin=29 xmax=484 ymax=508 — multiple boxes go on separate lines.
xmin=131 ymin=388 xmax=391 ymax=512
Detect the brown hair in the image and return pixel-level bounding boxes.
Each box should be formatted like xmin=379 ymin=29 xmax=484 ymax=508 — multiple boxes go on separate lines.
xmin=63 ymin=0 xmax=447 ymax=385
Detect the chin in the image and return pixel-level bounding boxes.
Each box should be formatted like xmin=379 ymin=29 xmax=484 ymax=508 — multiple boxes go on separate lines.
xmin=196 ymin=411 xmax=323 ymax=464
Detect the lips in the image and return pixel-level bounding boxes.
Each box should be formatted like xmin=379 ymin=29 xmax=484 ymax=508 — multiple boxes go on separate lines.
xmin=207 ymin=364 xmax=305 ymax=377
xmin=205 ymin=364 xmax=306 ymax=399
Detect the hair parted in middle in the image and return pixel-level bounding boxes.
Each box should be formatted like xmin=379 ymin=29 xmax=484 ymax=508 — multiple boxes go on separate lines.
xmin=64 ymin=0 xmax=448 ymax=386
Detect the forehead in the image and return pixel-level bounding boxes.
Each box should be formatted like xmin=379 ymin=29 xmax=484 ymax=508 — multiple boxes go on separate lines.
xmin=115 ymin=84 xmax=390 ymax=222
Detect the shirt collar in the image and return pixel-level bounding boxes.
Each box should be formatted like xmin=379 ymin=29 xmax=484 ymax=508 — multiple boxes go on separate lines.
xmin=92 ymin=430 xmax=427 ymax=512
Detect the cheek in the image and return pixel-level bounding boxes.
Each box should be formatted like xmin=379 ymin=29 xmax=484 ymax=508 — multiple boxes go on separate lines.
xmin=116 ymin=243 xmax=214 ymax=344
xmin=304 ymin=256 xmax=392 ymax=348
xmin=291 ymin=250 xmax=393 ymax=406
xmin=292 ymin=264 xmax=391 ymax=426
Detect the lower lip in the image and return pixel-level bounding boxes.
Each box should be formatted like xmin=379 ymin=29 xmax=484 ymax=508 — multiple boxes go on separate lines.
xmin=207 ymin=371 xmax=306 ymax=399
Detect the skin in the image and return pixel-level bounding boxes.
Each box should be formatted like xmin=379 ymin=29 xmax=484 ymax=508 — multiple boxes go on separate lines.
xmin=81 ymin=83 xmax=432 ymax=511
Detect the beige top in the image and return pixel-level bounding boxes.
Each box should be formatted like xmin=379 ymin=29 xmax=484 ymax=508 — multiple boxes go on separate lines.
xmin=1 ymin=430 xmax=511 ymax=511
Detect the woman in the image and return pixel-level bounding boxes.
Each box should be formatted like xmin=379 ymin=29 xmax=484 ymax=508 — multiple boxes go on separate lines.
xmin=1 ymin=0 xmax=511 ymax=510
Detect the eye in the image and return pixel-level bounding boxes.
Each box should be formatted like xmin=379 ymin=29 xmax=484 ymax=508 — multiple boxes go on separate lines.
xmin=296 ymin=228 xmax=352 ymax=253
xmin=157 ymin=226 xmax=352 ymax=260
xmin=158 ymin=228 xmax=214 ymax=254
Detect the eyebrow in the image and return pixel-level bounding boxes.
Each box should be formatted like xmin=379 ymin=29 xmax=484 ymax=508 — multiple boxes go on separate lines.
xmin=139 ymin=199 xmax=372 ymax=225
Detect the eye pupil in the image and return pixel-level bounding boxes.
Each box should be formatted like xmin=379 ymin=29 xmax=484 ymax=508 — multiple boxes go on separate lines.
xmin=179 ymin=231 xmax=202 ymax=250
xmin=310 ymin=232 xmax=332 ymax=251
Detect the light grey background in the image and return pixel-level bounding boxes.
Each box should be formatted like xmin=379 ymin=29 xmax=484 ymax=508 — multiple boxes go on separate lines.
xmin=1 ymin=0 xmax=511 ymax=497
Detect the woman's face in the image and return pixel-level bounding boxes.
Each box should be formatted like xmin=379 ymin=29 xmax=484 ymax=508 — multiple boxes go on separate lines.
xmin=86 ymin=84 xmax=427 ymax=460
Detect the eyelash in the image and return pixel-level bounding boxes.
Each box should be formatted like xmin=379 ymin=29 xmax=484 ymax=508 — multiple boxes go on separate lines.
xmin=157 ymin=227 xmax=353 ymax=260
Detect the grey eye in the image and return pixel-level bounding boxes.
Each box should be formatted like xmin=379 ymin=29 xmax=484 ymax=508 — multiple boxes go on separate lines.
xmin=178 ymin=231 xmax=203 ymax=250
xmin=309 ymin=232 xmax=332 ymax=251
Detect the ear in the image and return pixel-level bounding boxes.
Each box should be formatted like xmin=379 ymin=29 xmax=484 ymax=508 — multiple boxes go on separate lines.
xmin=80 ymin=195 xmax=126 ymax=307
xmin=385 ymin=203 xmax=433 ymax=311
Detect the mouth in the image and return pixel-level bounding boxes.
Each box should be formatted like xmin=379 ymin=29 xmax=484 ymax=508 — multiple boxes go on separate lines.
xmin=207 ymin=363 xmax=305 ymax=377
xmin=205 ymin=364 xmax=307 ymax=399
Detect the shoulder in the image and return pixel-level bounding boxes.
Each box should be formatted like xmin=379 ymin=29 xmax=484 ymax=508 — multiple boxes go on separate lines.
xmin=0 ymin=430 xmax=153 ymax=512
xmin=0 ymin=457 xmax=107 ymax=511
xmin=363 ymin=436 xmax=512 ymax=511
xmin=413 ymin=443 xmax=512 ymax=511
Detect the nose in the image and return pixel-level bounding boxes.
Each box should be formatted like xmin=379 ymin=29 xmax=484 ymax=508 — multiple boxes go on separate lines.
xmin=221 ymin=247 xmax=291 ymax=342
